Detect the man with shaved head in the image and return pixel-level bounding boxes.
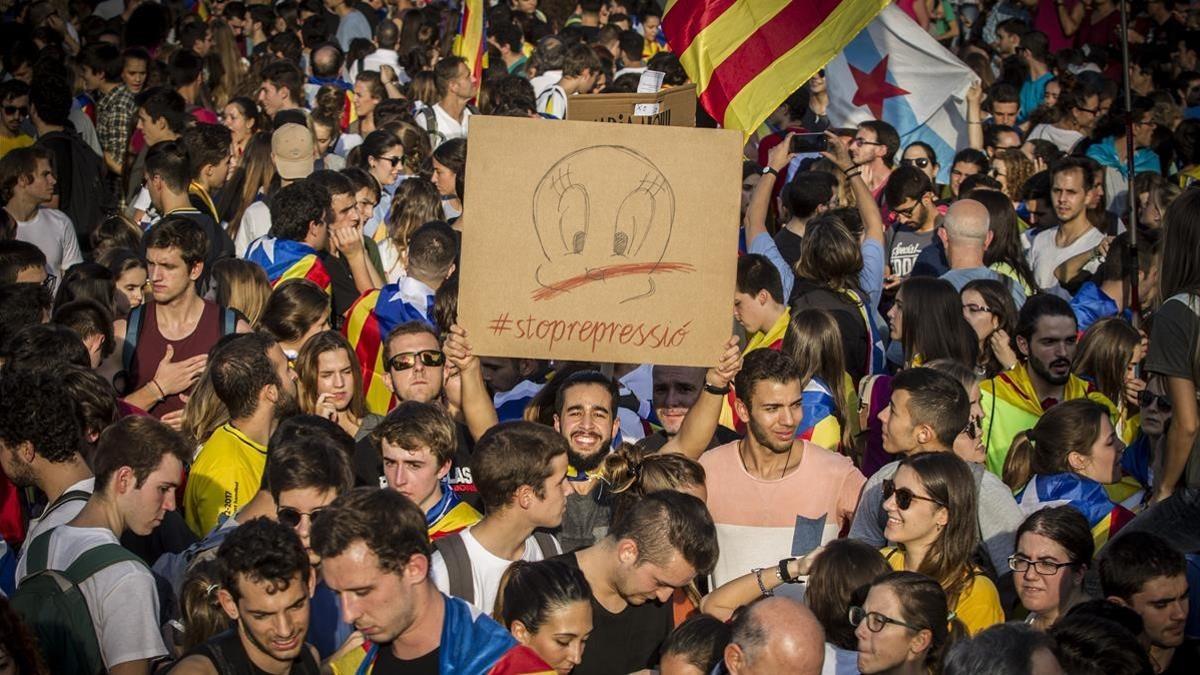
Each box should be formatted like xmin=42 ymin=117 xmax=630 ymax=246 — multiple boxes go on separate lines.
xmin=939 ymin=193 xmax=1025 ymax=308
xmin=721 ymin=596 xmax=825 ymax=674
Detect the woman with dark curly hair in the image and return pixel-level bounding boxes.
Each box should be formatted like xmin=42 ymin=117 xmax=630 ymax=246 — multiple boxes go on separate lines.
xmin=0 ymin=595 xmax=48 ymax=675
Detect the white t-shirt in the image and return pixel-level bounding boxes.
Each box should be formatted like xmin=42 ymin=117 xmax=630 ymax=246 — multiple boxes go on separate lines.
xmin=1027 ymin=124 xmax=1085 ymax=154
xmin=16 ymin=207 xmax=82 ymax=291
xmin=15 ymin=477 xmax=96 ymax=582
xmin=19 ymin=525 xmax=167 ymax=669
xmin=416 ymin=103 xmax=472 ymax=147
xmin=1028 ymin=224 xmax=1106 ymax=291
xmin=234 ymin=200 xmax=272 ymax=258
xmin=430 ymin=526 xmax=562 ymax=614
xmin=536 ymin=85 xmax=569 ymax=119
xmin=530 ymin=70 xmax=563 ymax=98
xmin=377 ymin=237 xmax=405 ymax=283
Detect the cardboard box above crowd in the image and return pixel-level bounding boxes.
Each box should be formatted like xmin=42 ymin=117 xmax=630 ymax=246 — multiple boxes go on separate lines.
xmin=567 ymin=83 xmax=699 ymax=127
xmin=458 ymin=115 xmax=740 ymax=367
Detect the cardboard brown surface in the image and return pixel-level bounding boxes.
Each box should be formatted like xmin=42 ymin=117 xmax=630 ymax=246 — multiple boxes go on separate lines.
xmin=567 ymin=83 xmax=698 ymax=127
xmin=458 ymin=115 xmax=741 ymax=367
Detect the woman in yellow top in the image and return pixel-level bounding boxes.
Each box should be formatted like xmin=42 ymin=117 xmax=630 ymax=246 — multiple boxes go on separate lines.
xmin=880 ymin=452 xmax=1004 ymax=635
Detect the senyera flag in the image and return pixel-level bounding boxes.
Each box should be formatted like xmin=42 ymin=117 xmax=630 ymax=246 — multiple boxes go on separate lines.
xmin=453 ymin=0 xmax=487 ymax=83
xmin=662 ymin=0 xmax=890 ymax=135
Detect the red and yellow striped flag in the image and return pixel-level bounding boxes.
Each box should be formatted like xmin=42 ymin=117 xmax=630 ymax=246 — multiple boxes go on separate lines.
xmin=662 ymin=0 xmax=890 ymax=134
xmin=453 ymin=0 xmax=487 ymax=83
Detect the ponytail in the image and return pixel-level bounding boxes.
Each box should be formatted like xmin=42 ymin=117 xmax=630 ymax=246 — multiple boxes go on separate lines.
xmin=1003 ymin=430 xmax=1036 ymax=491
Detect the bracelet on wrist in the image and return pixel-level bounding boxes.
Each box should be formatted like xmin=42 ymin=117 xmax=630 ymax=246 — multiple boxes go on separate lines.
xmin=150 ymin=379 xmax=166 ymax=401
xmin=753 ymin=568 xmax=774 ymax=597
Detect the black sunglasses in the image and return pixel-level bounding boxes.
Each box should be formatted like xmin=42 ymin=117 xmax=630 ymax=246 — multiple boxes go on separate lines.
xmin=902 ymin=157 xmax=931 ymax=169
xmin=882 ymin=478 xmax=944 ymax=510
xmin=374 ymin=155 xmax=403 ymax=167
xmin=2 ymin=105 xmax=28 ymax=116
xmin=386 ymin=349 xmax=445 ymax=372
xmin=1138 ymin=390 xmax=1172 ymax=412
xmin=277 ymin=506 xmax=328 ymax=529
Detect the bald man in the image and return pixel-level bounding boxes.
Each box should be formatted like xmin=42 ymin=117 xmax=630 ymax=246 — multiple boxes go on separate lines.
xmin=722 ymin=597 xmax=825 ymax=675
xmin=938 ymin=196 xmax=1026 ymax=308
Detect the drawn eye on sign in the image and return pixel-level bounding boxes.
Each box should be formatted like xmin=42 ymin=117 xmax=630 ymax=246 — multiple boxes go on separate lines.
xmin=530 ymin=145 xmax=694 ymax=303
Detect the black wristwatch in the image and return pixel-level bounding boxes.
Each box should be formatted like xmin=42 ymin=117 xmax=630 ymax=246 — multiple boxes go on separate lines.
xmin=779 ymin=557 xmax=801 ymax=584
xmin=703 ymin=381 xmax=731 ymax=396
xmin=760 ymin=166 xmax=779 ymax=178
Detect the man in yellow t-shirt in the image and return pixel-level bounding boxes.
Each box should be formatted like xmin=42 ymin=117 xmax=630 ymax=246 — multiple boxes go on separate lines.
xmin=184 ymin=333 xmax=298 ymax=536
xmin=0 ymin=81 xmax=34 ymax=160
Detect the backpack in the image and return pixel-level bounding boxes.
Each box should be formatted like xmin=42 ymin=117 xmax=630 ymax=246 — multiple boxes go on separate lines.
xmin=10 ymin=531 xmax=144 ymax=675
xmin=433 ymin=531 xmax=559 ymax=605
xmin=36 ymin=130 xmax=111 ymax=246
xmin=121 ymin=304 xmax=239 ymax=384
xmin=417 ymin=104 xmax=478 ymax=148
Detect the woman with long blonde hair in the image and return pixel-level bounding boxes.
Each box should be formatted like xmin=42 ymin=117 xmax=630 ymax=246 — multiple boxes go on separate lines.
xmin=208 ymin=18 xmax=247 ymax=108
xmin=379 ymin=177 xmax=442 ymax=282
xmin=294 ymin=331 xmax=383 ymax=440
xmin=211 ymin=258 xmax=272 ymax=327
xmin=226 ymin=132 xmax=277 ymax=255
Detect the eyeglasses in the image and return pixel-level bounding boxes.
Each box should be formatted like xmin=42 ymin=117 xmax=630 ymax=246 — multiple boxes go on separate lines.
xmin=882 ymin=478 xmax=944 ymax=510
xmin=374 ymin=155 xmax=403 ymax=167
xmin=892 ymin=202 xmax=921 ymax=218
xmin=386 ymin=349 xmax=445 ymax=372
xmin=1074 ymin=105 xmax=1099 ymax=115
xmin=902 ymin=157 xmax=931 ymax=169
xmin=848 ymin=606 xmax=922 ymax=633
xmin=2 ymin=105 xmax=28 ymax=116
xmin=851 ymin=138 xmax=884 ymax=147
xmin=277 ymin=506 xmax=328 ymax=529
xmin=989 ymin=168 xmax=1007 ymax=179
xmin=962 ymin=302 xmax=993 ymax=314
xmin=41 ymin=273 xmax=56 ymax=290
xmin=1008 ymin=554 xmax=1078 ymax=576
xmin=1138 ymin=390 xmax=1172 ymax=412
xmin=963 ymin=418 xmax=980 ymax=440
xmin=816 ymin=69 xmax=826 ymax=78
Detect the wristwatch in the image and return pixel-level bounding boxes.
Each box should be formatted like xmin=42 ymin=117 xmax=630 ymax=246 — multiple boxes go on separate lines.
xmin=761 ymin=166 xmax=779 ymax=178
xmin=779 ymin=558 xmax=801 ymax=584
xmin=703 ymin=381 xmax=731 ymax=396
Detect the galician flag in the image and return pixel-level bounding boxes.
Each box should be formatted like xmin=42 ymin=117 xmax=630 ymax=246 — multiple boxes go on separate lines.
xmin=826 ymin=4 xmax=978 ymax=183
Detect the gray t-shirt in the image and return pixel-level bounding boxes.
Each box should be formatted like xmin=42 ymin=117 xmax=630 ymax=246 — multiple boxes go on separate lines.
xmin=1146 ymin=294 xmax=1200 ymax=487
xmin=848 ymin=458 xmax=1022 ymax=577
xmin=885 ymin=226 xmax=936 ymax=278
xmin=336 ymin=10 xmax=372 ymax=51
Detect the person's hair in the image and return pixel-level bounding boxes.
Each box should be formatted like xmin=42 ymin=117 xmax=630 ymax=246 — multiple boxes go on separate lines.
xmin=227 ymin=132 xmax=276 ymax=240
xmin=983 ymin=124 xmax=1021 ymax=151
xmin=858 ymin=120 xmax=900 ymax=166
xmin=563 ymin=41 xmax=602 ymax=78
xmin=54 ymin=261 xmax=115 ymax=314
xmin=898 ymin=453 xmax=980 ymax=606
xmin=660 ymin=614 xmax=732 ymax=675
xmin=176 ymin=559 xmax=229 ymax=651
xmin=256 ymin=278 xmax=329 ymax=343
xmin=57 ymin=364 xmax=118 ymax=457
xmin=294 ymin=331 xmax=367 ymax=420
xmin=217 ymin=516 xmax=311 ymax=603
xmin=208 ymin=20 xmax=246 ymax=107
xmin=1157 ymin=190 xmax=1200 ymax=386
xmin=961 ymin=278 xmax=1018 ymax=375
xmin=0 ymin=322 xmax=89 ymax=370
xmin=1099 ymin=531 xmax=1186 ymax=601
xmin=783 ymin=308 xmax=850 ymax=447
xmin=265 ymin=421 xmax=354 ymax=500
xmin=943 ymin=622 xmax=1056 ymax=675
xmin=884 ymin=165 xmax=934 ymax=211
xmin=209 ymin=332 xmax=281 ymax=419
xmin=873 ymin=571 xmax=961 ymax=673
xmin=1019 ymin=30 xmax=1049 ymax=63
xmin=0 ymin=366 xmax=82 ymax=464
xmin=391 ymin=122 xmax=432 ymax=175
xmin=386 ymin=177 xmax=442 ymax=252
xmin=992 ymin=149 xmax=1034 ymax=203
xmin=494 ymin=558 xmax=591 ymax=631
xmin=1017 ymin=505 xmax=1093 ymax=570
xmin=79 ymin=41 xmax=124 ymax=82
xmin=92 ymin=415 xmax=190 ymax=492
xmin=406 ymin=221 xmax=458 ymax=280
xmin=382 ymin=320 xmax=439 ymax=361
xmin=99 ymin=247 xmax=147 ymax=286
xmin=91 ymin=216 xmax=144 ymax=260
xmin=136 ymin=87 xmax=190 ymax=134
xmin=356 ymin=129 xmax=403 ymax=174
xmin=794 ymin=216 xmax=863 ymax=292
xmin=1050 ymin=610 xmax=1155 ymax=675
xmin=891 ymin=367 xmax=971 ymax=449
xmin=269 ymin=180 xmax=330 ymax=241
xmin=735 ymin=253 xmax=783 ymax=304
xmin=0 ymin=239 xmax=47 ymax=284
xmin=145 ymin=214 xmax=210 ymax=270
xmin=472 ymin=421 xmax=569 ymax=512
xmin=966 ymin=189 xmax=1038 ymax=293
xmin=0 ymin=80 xmax=28 ymax=105
xmin=897 ymin=277 xmax=979 ymax=367
xmin=29 ymin=74 xmax=71 ymax=127
xmin=340 ymin=166 xmax=379 ymax=206
xmin=807 ymin=539 xmax=890 ymax=650
xmin=734 ymin=348 xmax=804 ymax=408
xmin=604 ymin=444 xmax=705 ymax=525
xmin=0 ymin=283 xmax=51 ymax=350
xmin=212 ymin=258 xmax=271 ymax=326
xmin=307 ymin=170 xmax=355 ymax=206
xmin=1015 ymin=293 xmax=1075 ymax=343
xmin=168 ymin=48 xmax=204 ymax=89
xmin=310 ymin=486 xmax=432 ymax=572
xmin=372 ymin=400 xmax=457 ymax=468
xmin=433 ymin=275 xmax=458 ymax=334
xmin=608 ymin=490 xmax=718 ymax=574
xmin=145 ymin=140 xmax=192 ymax=193
xmin=1049 ymin=156 xmax=1096 ymax=194
xmin=431 ymin=137 xmax=467 ymax=199
xmin=951 ymin=148 xmax=990 ymax=177
xmin=1003 ymin=399 xmax=1110 ymax=490
xmin=1072 ymin=318 xmax=1141 ymax=406
xmin=0 ymin=145 xmax=53 ymax=204
xmin=783 ymin=172 xmax=836 ymax=220
xmin=52 ymin=299 xmax=115 ymax=360
xmin=261 ymin=60 xmax=304 ymax=105
xmin=433 ymin=55 xmax=467 ymax=98
xmin=179 ymin=333 xmax=240 ymax=447
xmin=181 ymin=123 xmax=233 ymax=179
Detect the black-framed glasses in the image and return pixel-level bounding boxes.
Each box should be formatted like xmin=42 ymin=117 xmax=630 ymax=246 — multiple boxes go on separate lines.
xmin=1139 ymin=390 xmax=1172 ymax=412
xmin=1074 ymin=105 xmax=1099 ymax=115
xmin=848 ymin=606 xmax=922 ymax=632
xmin=882 ymin=479 xmax=944 ymax=510
xmin=1008 ymin=554 xmax=1078 ymax=576
xmin=902 ymin=157 xmax=931 ymax=169
xmin=892 ymin=202 xmax=921 ymax=218
xmin=2 ymin=105 xmax=28 ymax=116
xmin=386 ymin=349 xmax=445 ymax=372
xmin=374 ymin=155 xmax=403 ymax=167
xmin=277 ymin=506 xmax=328 ymax=529
xmin=852 ymin=138 xmax=883 ymax=147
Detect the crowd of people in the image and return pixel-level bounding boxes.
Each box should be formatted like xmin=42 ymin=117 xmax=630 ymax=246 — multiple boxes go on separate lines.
xmin=1 ymin=0 xmax=1200 ymax=673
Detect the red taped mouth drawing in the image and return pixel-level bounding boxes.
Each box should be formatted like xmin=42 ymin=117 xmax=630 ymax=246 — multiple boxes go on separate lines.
xmin=532 ymin=262 xmax=696 ymax=302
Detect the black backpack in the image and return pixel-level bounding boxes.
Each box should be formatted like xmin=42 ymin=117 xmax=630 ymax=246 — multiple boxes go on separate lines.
xmin=36 ymin=130 xmax=111 ymax=248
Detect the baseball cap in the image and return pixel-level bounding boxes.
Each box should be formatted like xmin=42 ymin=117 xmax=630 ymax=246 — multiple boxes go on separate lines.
xmin=272 ymin=123 xmax=315 ymax=180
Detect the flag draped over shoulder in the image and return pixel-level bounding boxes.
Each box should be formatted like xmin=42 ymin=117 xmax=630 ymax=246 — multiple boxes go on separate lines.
xmin=453 ymin=0 xmax=487 ymax=83
xmin=825 ymin=5 xmax=978 ymax=183
xmin=661 ymin=0 xmax=890 ymax=135
xmin=1016 ymin=473 xmax=1136 ymax=550
xmin=245 ymin=237 xmax=331 ymax=291
xmin=342 ymin=279 xmax=438 ymax=416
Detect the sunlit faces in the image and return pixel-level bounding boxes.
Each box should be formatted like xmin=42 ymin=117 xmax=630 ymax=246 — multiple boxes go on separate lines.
xmin=328 ymin=191 xmax=361 ymax=233
xmin=277 ymin=486 xmax=338 ymax=564
xmin=1068 ymin=415 xmax=1124 ymax=484
xmin=855 ymin=584 xmax=930 ymax=674
xmin=991 ymin=101 xmax=1019 ymax=128
xmin=1018 ymin=315 xmax=1078 ymax=387
xmin=849 ymin=127 xmax=884 ymax=166
xmin=354 ymin=187 xmax=378 ymax=225
xmin=315 ymin=348 xmax=356 ymax=412
xmin=312 ymin=121 xmax=336 ymax=157
xmin=431 ymin=157 xmax=457 ymax=197
xmin=878 ymin=389 xmax=920 ymax=456
xmin=881 ymin=465 xmax=946 ymax=547
xmin=120 ymin=453 xmax=185 ymax=536
xmin=1013 ymin=531 xmax=1083 ymax=618
xmin=554 ymin=383 xmax=618 ymax=472
xmin=735 ymin=379 xmax=803 ymax=455
xmin=146 ymin=246 xmax=202 ymax=304
xmin=949 ymin=161 xmax=981 ymax=197
xmin=511 ymin=598 xmax=593 ymax=675
xmin=732 ymin=291 xmax=775 ymax=334
xmin=381 ymin=439 xmax=449 ymax=512
xmin=368 ymin=143 xmax=405 ymax=187
xmin=384 ymin=331 xmax=444 ymax=403
xmin=321 ymin=539 xmax=423 ymax=644
xmin=257 ymin=80 xmax=290 ymax=117
xmin=651 ymin=366 xmax=705 ymax=436
xmin=1119 ymin=574 xmax=1189 ymax=650
xmin=217 ymin=570 xmax=313 ymax=667
xmin=136 ymin=108 xmax=172 ymax=146
xmin=354 ymin=79 xmax=380 ymax=118
xmin=613 ymin=542 xmax=697 ymax=606
xmin=525 ymin=453 xmax=572 ymax=529
xmin=21 ymin=157 xmax=56 ymax=203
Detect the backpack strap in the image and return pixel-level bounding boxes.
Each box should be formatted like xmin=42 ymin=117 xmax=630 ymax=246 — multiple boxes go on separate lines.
xmin=532 ymin=532 xmax=559 ymax=559
xmin=39 ymin=489 xmax=91 ymax=522
xmin=61 ymin=543 xmax=142 ymax=587
xmin=121 ymin=305 xmax=145 ymax=377
xmin=23 ymin=530 xmax=53 ymax=578
xmin=432 ymin=532 xmax=474 ymax=604
xmin=418 ymin=107 xmax=444 ymax=146
xmin=219 ymin=307 xmax=238 ymax=336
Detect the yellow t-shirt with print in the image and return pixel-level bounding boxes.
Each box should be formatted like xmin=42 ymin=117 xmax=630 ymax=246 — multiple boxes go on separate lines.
xmin=0 ymin=134 xmax=33 ymax=159
xmin=882 ymin=547 xmax=1004 ymax=636
xmin=184 ymin=424 xmax=267 ymax=536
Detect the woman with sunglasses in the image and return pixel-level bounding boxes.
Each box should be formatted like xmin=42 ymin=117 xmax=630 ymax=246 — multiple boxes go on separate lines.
xmin=960 ymin=278 xmax=1019 ymax=378
xmin=1120 ymin=375 xmax=1173 ymax=502
xmin=355 ymin=129 xmax=406 ymax=238
xmin=880 ymin=452 xmax=1003 ymax=635
xmin=1010 ymin=506 xmax=1092 ymax=630
xmin=852 ymin=571 xmax=963 ymax=675
xmin=900 ymin=142 xmax=941 ymax=189
xmin=1004 ymin=400 xmax=1132 ymax=549
xmin=295 ymin=330 xmax=383 ymax=441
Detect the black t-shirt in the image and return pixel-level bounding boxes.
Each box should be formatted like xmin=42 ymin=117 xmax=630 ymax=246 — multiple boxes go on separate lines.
xmin=352 ymin=419 xmax=482 ymax=511
xmin=558 ymin=551 xmax=674 ymax=675
xmin=1164 ymin=639 xmax=1200 ymax=675
xmin=1146 ymin=296 xmax=1200 ymax=487
xmin=373 ymin=646 xmax=439 ymax=675
xmin=774 ymin=228 xmax=804 ymax=270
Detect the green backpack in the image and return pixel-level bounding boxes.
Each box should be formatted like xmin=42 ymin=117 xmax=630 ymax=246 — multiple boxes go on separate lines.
xmin=10 ymin=530 xmax=144 ymax=675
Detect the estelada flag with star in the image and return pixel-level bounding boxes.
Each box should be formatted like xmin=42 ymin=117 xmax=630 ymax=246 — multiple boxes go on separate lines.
xmin=662 ymin=0 xmax=890 ymax=136
xmin=825 ymin=4 xmax=979 ymax=183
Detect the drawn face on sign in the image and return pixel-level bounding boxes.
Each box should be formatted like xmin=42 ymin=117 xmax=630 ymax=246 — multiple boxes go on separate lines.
xmin=531 ymin=145 xmax=691 ymax=303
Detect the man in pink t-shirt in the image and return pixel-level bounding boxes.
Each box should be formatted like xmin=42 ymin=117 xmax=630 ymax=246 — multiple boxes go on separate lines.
xmin=699 ymin=349 xmax=865 ymax=588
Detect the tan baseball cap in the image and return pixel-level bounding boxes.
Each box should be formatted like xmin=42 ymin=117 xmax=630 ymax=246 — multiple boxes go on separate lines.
xmin=272 ymin=123 xmax=315 ymax=180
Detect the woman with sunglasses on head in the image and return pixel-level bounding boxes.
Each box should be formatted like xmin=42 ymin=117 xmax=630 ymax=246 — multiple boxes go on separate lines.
xmin=852 ymin=570 xmax=964 ymax=675
xmin=295 ymin=331 xmax=383 ymax=442
xmin=960 ymin=278 xmax=1020 ymax=378
xmin=1004 ymin=400 xmax=1132 ymax=549
xmin=880 ymin=452 xmax=1004 ymax=635
xmin=1010 ymin=506 xmax=1092 ymax=631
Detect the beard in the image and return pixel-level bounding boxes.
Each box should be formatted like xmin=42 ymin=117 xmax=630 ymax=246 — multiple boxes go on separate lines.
xmin=567 ymin=441 xmax=610 ymax=473
xmin=274 ymin=386 xmax=302 ymax=420
xmin=747 ymin=413 xmax=794 ymax=454
xmin=239 ymin=614 xmax=305 ymax=663
xmin=1029 ymin=354 xmax=1071 ymax=386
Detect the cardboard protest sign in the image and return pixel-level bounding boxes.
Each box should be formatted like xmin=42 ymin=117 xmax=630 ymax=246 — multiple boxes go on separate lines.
xmin=458 ymin=116 xmax=740 ymax=367
xmin=567 ymin=83 xmax=698 ymax=127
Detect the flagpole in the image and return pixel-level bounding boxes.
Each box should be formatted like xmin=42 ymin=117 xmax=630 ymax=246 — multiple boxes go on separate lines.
xmin=1119 ymin=0 xmax=1140 ymax=321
